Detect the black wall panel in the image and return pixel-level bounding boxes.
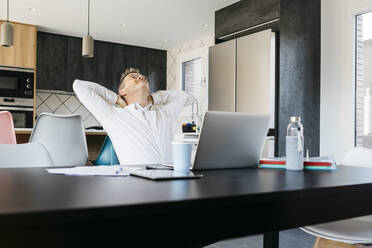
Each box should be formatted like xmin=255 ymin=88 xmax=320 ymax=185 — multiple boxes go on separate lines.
xmin=36 ymin=32 xmax=166 ymax=93
xmin=278 ymin=0 xmax=321 ymax=156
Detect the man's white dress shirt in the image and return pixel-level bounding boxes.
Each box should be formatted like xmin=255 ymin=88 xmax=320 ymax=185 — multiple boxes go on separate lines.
xmin=73 ymin=80 xmax=189 ymax=165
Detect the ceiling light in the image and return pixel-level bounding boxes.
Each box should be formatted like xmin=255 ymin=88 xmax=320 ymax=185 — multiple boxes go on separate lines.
xmin=163 ymin=39 xmax=168 ymax=43
xmin=120 ymin=24 xmax=127 ymax=28
xmin=202 ymin=24 xmax=209 ymax=28
xmin=82 ymin=0 xmax=94 ymax=58
xmin=28 ymin=7 xmax=36 ymax=12
xmin=1 ymin=0 xmax=14 ymax=47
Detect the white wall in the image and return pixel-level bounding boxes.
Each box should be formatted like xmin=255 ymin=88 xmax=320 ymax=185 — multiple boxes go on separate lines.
xmin=365 ymin=40 xmax=372 ymax=89
xmin=320 ymin=0 xmax=372 ymax=161
xmin=363 ymin=40 xmax=372 ymax=135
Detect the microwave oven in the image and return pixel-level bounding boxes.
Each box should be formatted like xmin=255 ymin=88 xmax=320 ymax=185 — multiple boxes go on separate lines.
xmin=0 ymin=66 xmax=34 ymax=99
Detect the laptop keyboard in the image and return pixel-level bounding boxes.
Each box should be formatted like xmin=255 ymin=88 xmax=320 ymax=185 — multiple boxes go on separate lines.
xmin=134 ymin=169 xmax=174 ymax=178
xmin=130 ymin=169 xmax=202 ymax=180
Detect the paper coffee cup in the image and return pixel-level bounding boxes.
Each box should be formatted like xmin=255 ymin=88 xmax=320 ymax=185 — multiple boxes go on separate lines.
xmin=172 ymin=142 xmax=192 ymax=172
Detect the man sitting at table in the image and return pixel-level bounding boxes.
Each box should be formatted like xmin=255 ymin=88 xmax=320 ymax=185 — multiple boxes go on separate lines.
xmin=73 ymin=68 xmax=190 ymax=165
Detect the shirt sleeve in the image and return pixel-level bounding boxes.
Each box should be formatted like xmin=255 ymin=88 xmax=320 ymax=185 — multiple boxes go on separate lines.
xmin=151 ymin=90 xmax=191 ymax=118
xmin=73 ymin=79 xmax=118 ymax=125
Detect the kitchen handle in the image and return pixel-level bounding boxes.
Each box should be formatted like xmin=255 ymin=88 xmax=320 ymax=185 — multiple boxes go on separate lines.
xmin=0 ymin=66 xmax=34 ymax=73
xmin=0 ymin=106 xmax=34 ymax=111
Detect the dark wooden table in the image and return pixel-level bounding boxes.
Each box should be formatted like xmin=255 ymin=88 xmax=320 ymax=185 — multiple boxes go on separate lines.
xmin=1 ymin=166 xmax=372 ymax=248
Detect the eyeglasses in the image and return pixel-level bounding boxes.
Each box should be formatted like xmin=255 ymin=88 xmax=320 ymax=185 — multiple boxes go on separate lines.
xmin=127 ymin=73 xmax=148 ymax=81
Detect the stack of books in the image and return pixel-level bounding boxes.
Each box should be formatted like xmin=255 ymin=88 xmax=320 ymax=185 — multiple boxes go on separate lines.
xmin=258 ymin=156 xmax=336 ymax=170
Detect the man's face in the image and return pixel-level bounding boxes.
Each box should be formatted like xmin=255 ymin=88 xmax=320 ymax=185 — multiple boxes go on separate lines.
xmin=119 ymin=72 xmax=150 ymax=97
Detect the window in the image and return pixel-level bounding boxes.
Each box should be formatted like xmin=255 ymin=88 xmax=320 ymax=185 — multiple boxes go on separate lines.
xmin=176 ymin=46 xmax=209 ymax=116
xmin=182 ymin=58 xmax=202 ymax=98
xmin=356 ymin=12 xmax=372 ymax=147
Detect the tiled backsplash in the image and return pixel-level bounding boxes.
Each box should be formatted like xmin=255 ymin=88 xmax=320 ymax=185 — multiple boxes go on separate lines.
xmin=36 ymin=90 xmax=100 ymax=128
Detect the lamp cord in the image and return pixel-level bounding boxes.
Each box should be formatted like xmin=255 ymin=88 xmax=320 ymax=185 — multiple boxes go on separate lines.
xmin=7 ymin=0 xmax=9 ymax=22
xmin=87 ymin=0 xmax=90 ymax=34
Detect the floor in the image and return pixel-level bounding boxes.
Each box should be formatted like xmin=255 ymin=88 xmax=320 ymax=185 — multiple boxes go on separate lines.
xmin=206 ymin=228 xmax=315 ymax=248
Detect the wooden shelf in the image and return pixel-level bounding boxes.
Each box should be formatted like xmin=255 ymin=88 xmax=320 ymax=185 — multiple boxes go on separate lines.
xmin=85 ymin=131 xmax=107 ymax=136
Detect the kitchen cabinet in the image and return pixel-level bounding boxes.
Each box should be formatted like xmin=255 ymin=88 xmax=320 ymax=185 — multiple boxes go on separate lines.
xmin=214 ymin=0 xmax=321 ymax=156
xmin=209 ymin=29 xmax=276 ymax=129
xmin=0 ymin=20 xmax=37 ymax=69
xmin=215 ymin=0 xmax=279 ymax=40
xmin=36 ymin=32 xmax=166 ymax=92
xmin=36 ymin=32 xmax=68 ymax=91
xmin=208 ymin=39 xmax=236 ymax=112
xmin=236 ymin=31 xmax=274 ymax=115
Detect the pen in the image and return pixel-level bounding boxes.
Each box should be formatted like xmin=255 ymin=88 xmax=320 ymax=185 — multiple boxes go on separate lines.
xmin=115 ymin=167 xmax=123 ymax=174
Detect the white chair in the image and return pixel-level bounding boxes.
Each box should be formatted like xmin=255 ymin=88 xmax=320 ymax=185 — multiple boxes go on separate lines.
xmin=30 ymin=113 xmax=88 ymax=166
xmin=301 ymin=147 xmax=372 ymax=248
xmin=0 ymin=143 xmax=54 ymax=167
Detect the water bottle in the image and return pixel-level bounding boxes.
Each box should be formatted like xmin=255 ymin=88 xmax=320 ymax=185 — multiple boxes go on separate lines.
xmin=286 ymin=117 xmax=304 ymax=171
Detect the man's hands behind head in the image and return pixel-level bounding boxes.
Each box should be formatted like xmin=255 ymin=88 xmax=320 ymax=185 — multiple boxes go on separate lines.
xmin=116 ymin=94 xmax=128 ymax=108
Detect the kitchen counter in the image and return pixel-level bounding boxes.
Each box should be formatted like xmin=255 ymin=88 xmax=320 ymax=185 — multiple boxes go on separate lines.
xmin=15 ymin=128 xmax=107 ymax=135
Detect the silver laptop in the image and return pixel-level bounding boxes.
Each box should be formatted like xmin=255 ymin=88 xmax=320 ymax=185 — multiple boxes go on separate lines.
xmin=190 ymin=111 xmax=270 ymax=170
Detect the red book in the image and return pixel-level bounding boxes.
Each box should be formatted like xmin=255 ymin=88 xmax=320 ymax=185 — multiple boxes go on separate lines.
xmin=304 ymin=161 xmax=332 ymax=166
xmin=260 ymin=157 xmax=334 ymax=167
xmin=259 ymin=160 xmax=286 ymax=165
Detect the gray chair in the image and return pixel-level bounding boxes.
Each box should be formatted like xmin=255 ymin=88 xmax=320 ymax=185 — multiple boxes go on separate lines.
xmin=0 ymin=143 xmax=54 ymax=167
xmin=301 ymin=147 xmax=372 ymax=247
xmin=30 ymin=113 xmax=88 ymax=166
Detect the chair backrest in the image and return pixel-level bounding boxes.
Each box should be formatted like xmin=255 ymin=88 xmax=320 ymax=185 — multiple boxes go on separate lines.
xmin=30 ymin=113 xmax=88 ymax=166
xmin=0 ymin=111 xmax=16 ymax=144
xmin=343 ymin=147 xmax=372 ymax=167
xmin=0 ymin=143 xmax=54 ymax=167
xmin=94 ymin=136 xmax=120 ymax=165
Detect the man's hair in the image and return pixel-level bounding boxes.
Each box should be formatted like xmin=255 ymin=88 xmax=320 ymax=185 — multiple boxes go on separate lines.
xmin=118 ymin=67 xmax=140 ymax=91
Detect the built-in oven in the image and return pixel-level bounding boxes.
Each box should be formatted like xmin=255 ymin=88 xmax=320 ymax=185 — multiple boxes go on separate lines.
xmin=0 ymin=105 xmax=33 ymax=128
xmin=0 ymin=66 xmax=34 ymax=99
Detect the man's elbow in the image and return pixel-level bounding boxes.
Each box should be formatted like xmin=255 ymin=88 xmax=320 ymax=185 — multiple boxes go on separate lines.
xmin=73 ymin=79 xmax=87 ymax=95
xmin=72 ymin=80 xmax=80 ymax=93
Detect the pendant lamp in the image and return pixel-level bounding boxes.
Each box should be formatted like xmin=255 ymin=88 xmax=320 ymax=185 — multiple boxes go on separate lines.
xmin=82 ymin=0 xmax=94 ymax=57
xmin=1 ymin=0 xmax=14 ymax=47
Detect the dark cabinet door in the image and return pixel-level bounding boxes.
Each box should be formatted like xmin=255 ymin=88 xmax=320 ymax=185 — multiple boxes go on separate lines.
xmin=95 ymin=41 xmax=113 ymax=90
xmin=110 ymin=43 xmax=126 ymax=91
xmin=145 ymin=49 xmax=166 ymax=93
xmin=65 ymin=36 xmax=88 ymax=92
xmin=215 ymin=0 xmax=279 ymax=39
xmin=36 ymin=32 xmax=166 ymax=93
xmin=36 ymin=32 xmax=68 ymax=91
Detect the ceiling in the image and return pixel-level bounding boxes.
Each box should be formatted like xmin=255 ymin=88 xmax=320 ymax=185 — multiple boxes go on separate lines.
xmin=0 ymin=0 xmax=239 ymax=50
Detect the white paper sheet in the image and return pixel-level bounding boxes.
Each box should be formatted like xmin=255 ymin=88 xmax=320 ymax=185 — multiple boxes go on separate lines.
xmin=46 ymin=165 xmax=143 ymax=177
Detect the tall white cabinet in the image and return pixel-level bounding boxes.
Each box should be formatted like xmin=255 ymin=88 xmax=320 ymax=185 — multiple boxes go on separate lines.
xmin=208 ymin=29 xmax=276 ymax=157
